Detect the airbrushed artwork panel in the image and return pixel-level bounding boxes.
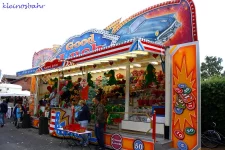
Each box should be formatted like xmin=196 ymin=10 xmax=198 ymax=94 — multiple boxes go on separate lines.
xmin=27 ymin=0 xmax=197 ymax=71
xmin=106 ymin=0 xmax=197 ymax=46
xmin=32 ymin=48 xmax=56 ymax=68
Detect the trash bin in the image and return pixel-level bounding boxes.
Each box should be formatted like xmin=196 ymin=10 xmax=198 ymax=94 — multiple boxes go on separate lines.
xmin=22 ymin=114 xmax=31 ymax=128
xmin=39 ymin=117 xmax=49 ymax=135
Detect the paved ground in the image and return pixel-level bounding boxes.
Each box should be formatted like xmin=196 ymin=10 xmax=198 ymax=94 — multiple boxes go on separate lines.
xmin=0 ymin=119 xmax=98 ymax=150
xmin=2 ymin=118 xmax=225 ymax=150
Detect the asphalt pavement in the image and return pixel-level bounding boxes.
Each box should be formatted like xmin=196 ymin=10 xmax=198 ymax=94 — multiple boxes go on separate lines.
xmin=0 ymin=118 xmax=98 ymax=150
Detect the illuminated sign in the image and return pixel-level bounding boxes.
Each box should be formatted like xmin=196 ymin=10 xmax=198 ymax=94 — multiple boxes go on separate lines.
xmin=55 ymin=29 xmax=120 ymax=59
xmin=42 ymin=59 xmax=63 ymax=70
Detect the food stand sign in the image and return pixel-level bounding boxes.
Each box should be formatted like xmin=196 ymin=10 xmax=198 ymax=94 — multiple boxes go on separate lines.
xmin=55 ymin=29 xmax=120 ymax=60
xmin=42 ymin=59 xmax=63 ymax=70
xmin=16 ymin=67 xmax=39 ymax=77
xmin=111 ymin=133 xmax=123 ymax=150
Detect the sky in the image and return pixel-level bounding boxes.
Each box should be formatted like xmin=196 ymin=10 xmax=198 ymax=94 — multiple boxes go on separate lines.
xmin=0 ymin=0 xmax=225 ymax=75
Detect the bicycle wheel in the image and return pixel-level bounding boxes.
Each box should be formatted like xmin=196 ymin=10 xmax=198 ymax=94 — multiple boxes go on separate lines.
xmin=201 ymin=130 xmax=220 ymax=148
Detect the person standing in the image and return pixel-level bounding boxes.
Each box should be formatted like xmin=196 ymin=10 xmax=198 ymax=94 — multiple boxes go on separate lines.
xmin=93 ymin=96 xmax=105 ymax=150
xmin=0 ymin=100 xmax=8 ymax=127
xmin=13 ymin=103 xmax=18 ymax=126
xmin=76 ymin=100 xmax=91 ymax=146
xmin=74 ymin=100 xmax=81 ymax=121
xmin=49 ymin=89 xmax=59 ymax=108
xmin=16 ymin=104 xmax=22 ymax=129
xmin=48 ymin=89 xmax=59 ymax=118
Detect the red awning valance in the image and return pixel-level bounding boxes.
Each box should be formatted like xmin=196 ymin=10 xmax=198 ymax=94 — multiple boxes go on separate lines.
xmin=68 ymin=38 xmax=165 ymax=64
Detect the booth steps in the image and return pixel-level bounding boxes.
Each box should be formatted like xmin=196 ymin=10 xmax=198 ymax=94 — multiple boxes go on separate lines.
xmin=155 ymin=140 xmax=178 ymax=150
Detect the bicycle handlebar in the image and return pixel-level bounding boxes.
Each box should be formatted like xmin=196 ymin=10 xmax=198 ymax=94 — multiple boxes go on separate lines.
xmin=213 ymin=122 xmax=216 ymax=127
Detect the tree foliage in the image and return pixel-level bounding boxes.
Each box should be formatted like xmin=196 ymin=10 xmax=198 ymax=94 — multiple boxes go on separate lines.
xmin=222 ymin=70 xmax=225 ymax=77
xmin=201 ymin=56 xmax=223 ymax=79
xmin=201 ymin=76 xmax=225 ymax=134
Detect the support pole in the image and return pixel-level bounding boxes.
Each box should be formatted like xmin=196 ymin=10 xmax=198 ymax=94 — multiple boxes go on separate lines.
xmin=85 ymin=69 xmax=88 ymax=81
xmin=57 ymin=71 xmax=60 ymax=107
xmin=152 ymin=110 xmax=156 ymax=143
xmin=34 ymin=76 xmax=39 ymax=115
xmin=124 ymin=63 xmax=130 ymax=120
xmin=165 ymin=47 xmax=171 ymax=139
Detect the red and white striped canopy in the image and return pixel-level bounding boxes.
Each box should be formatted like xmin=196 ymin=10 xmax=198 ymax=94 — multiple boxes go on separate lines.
xmin=68 ymin=38 xmax=165 ymax=64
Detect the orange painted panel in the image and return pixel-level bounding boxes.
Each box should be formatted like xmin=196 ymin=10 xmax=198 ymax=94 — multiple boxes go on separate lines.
xmin=171 ymin=44 xmax=199 ymax=149
xmin=105 ymin=133 xmax=154 ymax=150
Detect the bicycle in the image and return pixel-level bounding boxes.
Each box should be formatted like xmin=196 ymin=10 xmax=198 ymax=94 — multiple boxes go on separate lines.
xmin=201 ymin=122 xmax=225 ymax=148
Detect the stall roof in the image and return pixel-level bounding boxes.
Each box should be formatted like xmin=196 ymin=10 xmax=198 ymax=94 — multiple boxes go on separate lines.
xmin=0 ymin=90 xmax=30 ymax=97
xmin=0 ymin=83 xmax=22 ymax=89
xmin=16 ymin=38 xmax=165 ymax=77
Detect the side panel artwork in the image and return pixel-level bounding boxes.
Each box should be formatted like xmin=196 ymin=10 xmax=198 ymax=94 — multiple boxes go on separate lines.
xmin=171 ymin=42 xmax=200 ymax=150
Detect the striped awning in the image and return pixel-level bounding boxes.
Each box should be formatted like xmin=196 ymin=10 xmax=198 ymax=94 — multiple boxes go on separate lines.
xmin=16 ymin=38 xmax=165 ymax=77
xmin=16 ymin=59 xmax=76 ymax=77
xmin=68 ymin=38 xmax=165 ymax=64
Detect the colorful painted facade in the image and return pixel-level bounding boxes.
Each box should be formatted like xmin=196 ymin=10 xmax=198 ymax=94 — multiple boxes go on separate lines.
xmin=17 ymin=0 xmax=200 ymax=149
xmin=171 ymin=42 xmax=200 ymax=149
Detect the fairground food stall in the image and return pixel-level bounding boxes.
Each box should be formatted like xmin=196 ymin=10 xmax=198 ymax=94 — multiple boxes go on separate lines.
xmin=17 ymin=0 xmax=201 ymax=149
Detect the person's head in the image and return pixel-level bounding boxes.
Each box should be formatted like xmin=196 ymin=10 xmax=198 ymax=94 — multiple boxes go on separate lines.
xmin=93 ymin=96 xmax=101 ymax=105
xmin=78 ymin=100 xmax=86 ymax=107
xmin=74 ymin=100 xmax=79 ymax=105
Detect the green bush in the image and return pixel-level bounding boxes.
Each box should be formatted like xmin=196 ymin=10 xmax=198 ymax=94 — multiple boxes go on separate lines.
xmin=201 ymin=76 xmax=225 ymax=134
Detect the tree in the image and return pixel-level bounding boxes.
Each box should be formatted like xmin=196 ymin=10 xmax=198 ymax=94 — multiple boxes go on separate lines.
xmin=201 ymin=56 xmax=223 ymax=79
xmin=222 ymin=70 xmax=225 ymax=77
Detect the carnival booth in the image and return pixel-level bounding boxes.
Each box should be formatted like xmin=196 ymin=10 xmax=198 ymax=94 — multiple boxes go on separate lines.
xmin=16 ymin=0 xmax=201 ymax=149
